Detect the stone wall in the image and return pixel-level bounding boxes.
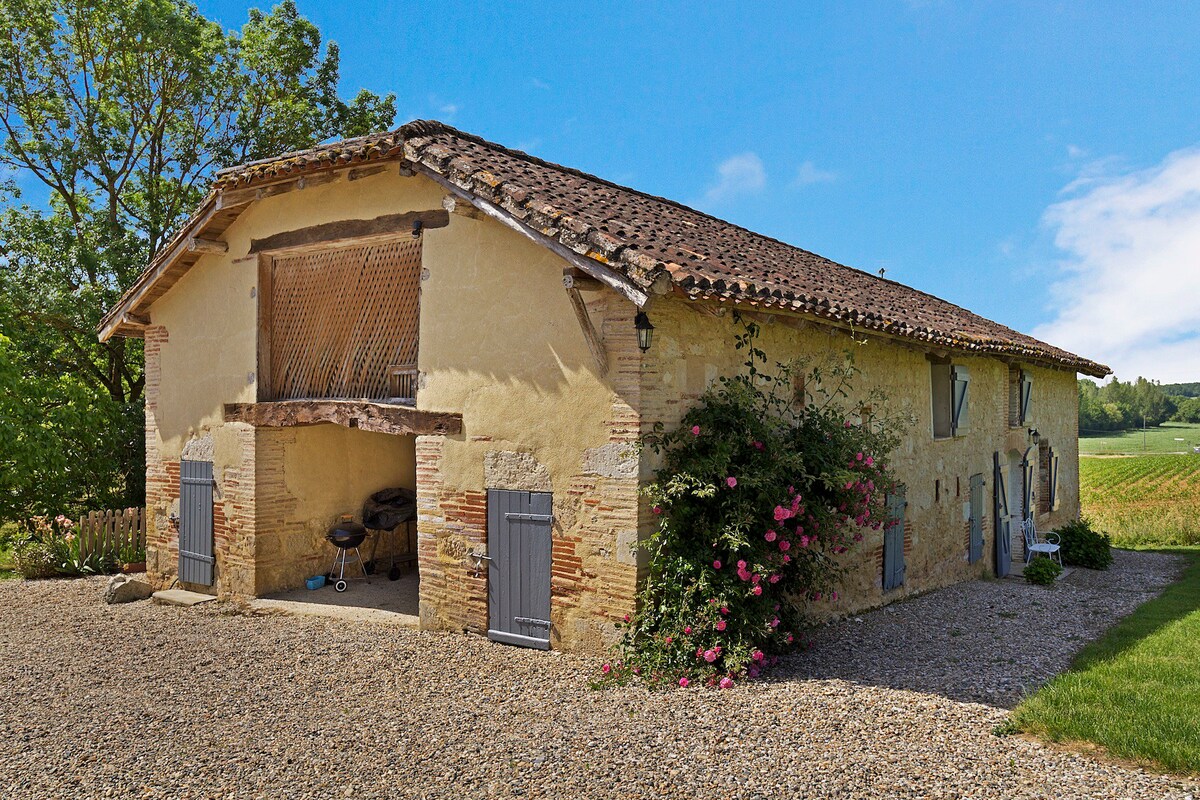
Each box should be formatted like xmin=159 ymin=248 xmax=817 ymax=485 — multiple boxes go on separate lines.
xmin=635 ymin=297 xmax=1085 ymax=620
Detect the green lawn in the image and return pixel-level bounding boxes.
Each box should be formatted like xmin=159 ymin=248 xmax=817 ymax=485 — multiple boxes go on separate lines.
xmin=1079 ymin=421 xmax=1200 ymax=455
xmin=1009 ymin=548 xmax=1200 ymax=774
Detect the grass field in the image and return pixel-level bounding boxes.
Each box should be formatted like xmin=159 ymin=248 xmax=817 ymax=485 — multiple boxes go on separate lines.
xmin=1010 ymin=452 xmax=1200 ymax=774
xmin=1079 ymin=454 xmax=1200 ymax=547
xmin=1010 ymin=548 xmax=1200 ymax=773
xmin=1079 ymin=421 xmax=1200 ymax=455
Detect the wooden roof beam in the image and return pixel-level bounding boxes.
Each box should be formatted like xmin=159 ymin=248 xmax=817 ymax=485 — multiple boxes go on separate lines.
xmin=247 ymin=210 xmax=450 ymax=255
xmin=224 ymin=400 xmax=462 ymax=436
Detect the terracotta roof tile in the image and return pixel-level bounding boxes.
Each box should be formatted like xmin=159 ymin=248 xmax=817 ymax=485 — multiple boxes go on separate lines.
xmin=178 ymin=121 xmax=1107 ymax=376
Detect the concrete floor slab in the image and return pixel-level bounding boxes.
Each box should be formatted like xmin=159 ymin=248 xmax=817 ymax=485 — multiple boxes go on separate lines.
xmin=250 ymin=571 xmax=420 ymax=626
xmin=152 ymin=589 xmax=218 ymax=607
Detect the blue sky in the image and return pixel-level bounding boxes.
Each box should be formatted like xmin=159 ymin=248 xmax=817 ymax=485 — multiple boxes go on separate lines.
xmin=186 ymin=2 xmax=1200 ymax=381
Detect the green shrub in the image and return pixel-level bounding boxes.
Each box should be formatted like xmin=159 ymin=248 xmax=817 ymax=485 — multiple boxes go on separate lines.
xmin=13 ymin=539 xmax=59 ymax=579
xmin=597 ymin=320 xmax=908 ymax=689
xmin=1055 ymin=517 xmax=1113 ymax=570
xmin=1024 ymin=557 xmax=1063 ymax=585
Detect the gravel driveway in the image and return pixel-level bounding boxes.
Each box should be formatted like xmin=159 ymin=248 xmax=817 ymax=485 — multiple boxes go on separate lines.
xmin=1 ymin=550 xmax=1195 ymax=799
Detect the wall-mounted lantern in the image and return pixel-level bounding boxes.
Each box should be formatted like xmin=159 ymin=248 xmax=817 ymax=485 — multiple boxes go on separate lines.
xmin=412 ymin=219 xmax=423 ymax=239
xmin=634 ymin=311 xmax=654 ymax=353
xmin=1028 ymin=427 xmax=1041 ymax=445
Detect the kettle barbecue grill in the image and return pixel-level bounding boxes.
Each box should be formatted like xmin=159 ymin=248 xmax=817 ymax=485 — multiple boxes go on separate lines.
xmin=325 ymin=519 xmax=370 ymax=592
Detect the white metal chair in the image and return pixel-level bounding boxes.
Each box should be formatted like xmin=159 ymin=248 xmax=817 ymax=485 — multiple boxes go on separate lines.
xmin=1020 ymin=518 xmax=1062 ymax=566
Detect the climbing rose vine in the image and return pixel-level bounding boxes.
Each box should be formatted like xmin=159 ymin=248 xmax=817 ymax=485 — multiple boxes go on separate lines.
xmin=598 ymin=321 xmax=904 ymax=689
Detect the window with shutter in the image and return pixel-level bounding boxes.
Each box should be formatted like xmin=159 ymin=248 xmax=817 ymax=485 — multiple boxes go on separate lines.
xmin=950 ymin=365 xmax=970 ymax=436
xmin=1019 ymin=370 xmax=1033 ymax=425
xmin=930 ymin=363 xmax=952 ymax=438
xmin=1049 ymin=449 xmax=1060 ymax=510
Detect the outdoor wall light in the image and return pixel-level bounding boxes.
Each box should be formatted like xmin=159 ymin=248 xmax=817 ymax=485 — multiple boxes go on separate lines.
xmin=411 ymin=219 xmax=423 ymax=239
xmin=1028 ymin=427 xmax=1041 ymax=445
xmin=634 ymin=311 xmax=654 ymax=353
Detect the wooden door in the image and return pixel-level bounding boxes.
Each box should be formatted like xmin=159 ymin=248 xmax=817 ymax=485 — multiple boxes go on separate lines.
xmin=179 ymin=459 xmax=214 ymax=586
xmin=487 ymin=489 xmax=553 ymax=650
xmin=993 ymin=452 xmax=1011 ymax=577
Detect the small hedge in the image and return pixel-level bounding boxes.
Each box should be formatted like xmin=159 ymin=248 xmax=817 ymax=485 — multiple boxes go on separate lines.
xmin=1024 ymin=557 xmax=1062 ymax=585
xmin=1055 ymin=517 xmax=1113 ymax=571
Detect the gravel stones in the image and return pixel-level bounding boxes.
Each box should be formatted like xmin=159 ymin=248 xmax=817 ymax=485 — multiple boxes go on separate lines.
xmin=0 ymin=550 xmax=1194 ymax=799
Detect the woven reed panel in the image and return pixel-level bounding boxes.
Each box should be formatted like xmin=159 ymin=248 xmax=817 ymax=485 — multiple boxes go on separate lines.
xmin=269 ymin=238 xmax=421 ymax=400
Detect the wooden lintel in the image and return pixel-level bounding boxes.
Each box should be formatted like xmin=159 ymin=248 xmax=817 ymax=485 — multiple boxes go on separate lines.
xmin=562 ymin=267 xmax=604 ymax=292
xmin=347 ymin=164 xmax=388 ymax=181
xmin=188 ymin=237 xmax=228 ymax=254
xmin=125 ymin=312 xmax=150 ymax=326
xmin=442 ymin=194 xmax=484 ymax=220
xmin=411 ymin=163 xmax=651 ymax=308
xmin=248 ymin=210 xmax=450 ymax=254
xmin=224 ymin=400 xmax=462 ymax=436
xmin=566 ymin=288 xmax=608 ymax=377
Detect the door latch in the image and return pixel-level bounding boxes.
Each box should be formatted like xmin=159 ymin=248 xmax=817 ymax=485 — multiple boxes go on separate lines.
xmin=469 ymin=551 xmax=491 ymax=578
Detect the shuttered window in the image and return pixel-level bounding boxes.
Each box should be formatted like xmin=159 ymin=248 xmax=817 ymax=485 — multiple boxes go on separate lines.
xmin=950 ymin=366 xmax=970 ymax=436
xmin=883 ymin=490 xmax=907 ymax=591
xmin=931 ymin=362 xmax=969 ymax=439
xmin=1048 ymin=448 xmax=1060 ymax=510
xmin=1019 ymin=370 xmax=1033 ymax=425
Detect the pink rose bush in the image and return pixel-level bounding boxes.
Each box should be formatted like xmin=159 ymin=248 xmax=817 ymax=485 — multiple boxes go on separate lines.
xmin=594 ymin=327 xmax=901 ymax=690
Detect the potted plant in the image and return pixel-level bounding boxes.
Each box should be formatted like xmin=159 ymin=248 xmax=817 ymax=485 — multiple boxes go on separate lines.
xmin=118 ymin=541 xmax=147 ymax=574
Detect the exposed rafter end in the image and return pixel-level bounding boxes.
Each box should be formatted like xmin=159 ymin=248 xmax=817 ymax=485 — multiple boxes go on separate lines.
xmin=188 ymin=237 xmax=227 ymax=254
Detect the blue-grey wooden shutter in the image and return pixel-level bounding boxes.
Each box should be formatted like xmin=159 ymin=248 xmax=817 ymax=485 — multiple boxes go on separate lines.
xmin=1019 ymin=371 xmax=1033 ymax=425
xmin=487 ymin=489 xmax=552 ymax=650
xmin=1022 ymin=457 xmax=1035 ymax=521
xmin=179 ymin=459 xmax=215 ymax=586
xmin=1048 ymin=449 xmax=1059 ymax=510
xmin=993 ymin=452 xmax=1011 ymax=577
xmin=950 ymin=366 xmax=970 ymax=436
xmin=883 ymin=491 xmax=907 ymax=591
xmin=968 ymin=473 xmax=984 ymax=564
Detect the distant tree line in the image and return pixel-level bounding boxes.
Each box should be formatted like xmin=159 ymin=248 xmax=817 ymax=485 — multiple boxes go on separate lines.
xmin=1079 ymin=377 xmax=1200 ymax=431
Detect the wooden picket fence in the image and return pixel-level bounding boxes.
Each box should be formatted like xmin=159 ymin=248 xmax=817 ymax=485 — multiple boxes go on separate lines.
xmin=77 ymin=507 xmax=146 ymax=561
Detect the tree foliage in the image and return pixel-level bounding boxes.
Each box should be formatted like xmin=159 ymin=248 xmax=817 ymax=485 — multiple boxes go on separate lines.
xmin=0 ymin=0 xmax=396 ymax=522
xmin=1078 ymin=377 xmax=1176 ymax=433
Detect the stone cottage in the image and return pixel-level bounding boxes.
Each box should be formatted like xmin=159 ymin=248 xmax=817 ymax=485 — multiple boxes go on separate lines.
xmin=99 ymin=120 xmax=1108 ymax=652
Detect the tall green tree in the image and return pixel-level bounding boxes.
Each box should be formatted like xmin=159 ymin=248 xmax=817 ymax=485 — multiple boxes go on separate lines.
xmin=0 ymin=0 xmax=395 ymax=521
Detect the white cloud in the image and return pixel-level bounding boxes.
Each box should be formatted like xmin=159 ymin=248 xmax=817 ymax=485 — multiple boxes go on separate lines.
xmin=792 ymin=160 xmax=837 ymax=187
xmin=439 ymin=103 xmax=460 ymax=117
xmin=1032 ymin=147 xmax=1200 ymax=382
xmin=702 ymin=152 xmax=766 ymax=205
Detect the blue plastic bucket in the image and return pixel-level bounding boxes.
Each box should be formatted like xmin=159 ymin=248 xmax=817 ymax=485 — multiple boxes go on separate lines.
xmin=305 ymin=574 xmax=326 ymax=590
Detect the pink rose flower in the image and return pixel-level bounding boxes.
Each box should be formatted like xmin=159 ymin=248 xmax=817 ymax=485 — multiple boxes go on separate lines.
xmin=713 ymin=560 xmax=722 ymax=570
xmin=782 ymin=554 xmax=791 ymax=564
xmin=652 ymin=505 xmax=662 ymax=515
xmin=753 ymin=441 xmax=765 ymax=450
xmin=856 ymin=452 xmax=864 ymax=461
xmin=719 ymin=677 xmax=734 ymax=689
xmin=623 ymin=614 xmax=631 ymax=623
xmin=764 ymin=530 xmax=777 ymax=543
xmin=602 ymin=663 xmax=612 ymax=674
xmin=691 ymin=425 xmax=701 ymax=435
xmin=751 ymin=573 xmax=761 ymax=585
xmin=779 ymin=539 xmax=791 ymax=551
xmin=737 ymin=560 xmax=747 ymax=569
xmin=768 ymin=574 xmax=781 ymax=584
xmin=684 ymin=625 xmax=692 ymax=634
xmin=726 ymin=476 xmax=737 ymax=488
xmin=664 ymin=636 xmax=673 ymax=644
xmin=716 ymin=620 xmax=727 ymax=631
xmin=752 ymin=585 xmax=763 ymax=596
xmin=703 ymin=649 xmax=718 ymax=663
xmin=752 ymin=650 xmax=765 ymax=662
xmin=679 ymin=677 xmax=690 ymax=687
xmin=844 ymin=420 xmax=852 ymax=428
xmin=737 ymin=568 xmax=750 ymax=581
xmin=831 ymin=591 xmax=839 ymax=601
xmin=720 ymin=606 xmax=729 ymax=615
xmin=770 ymin=617 xmax=780 ymax=628
xmin=786 ymin=633 xmax=795 ymax=644
xmin=865 ymin=456 xmax=874 ymax=467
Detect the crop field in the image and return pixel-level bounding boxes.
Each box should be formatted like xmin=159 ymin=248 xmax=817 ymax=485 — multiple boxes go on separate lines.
xmin=1079 ymin=421 xmax=1200 ymax=455
xmin=1080 ymin=454 xmax=1200 ymax=547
